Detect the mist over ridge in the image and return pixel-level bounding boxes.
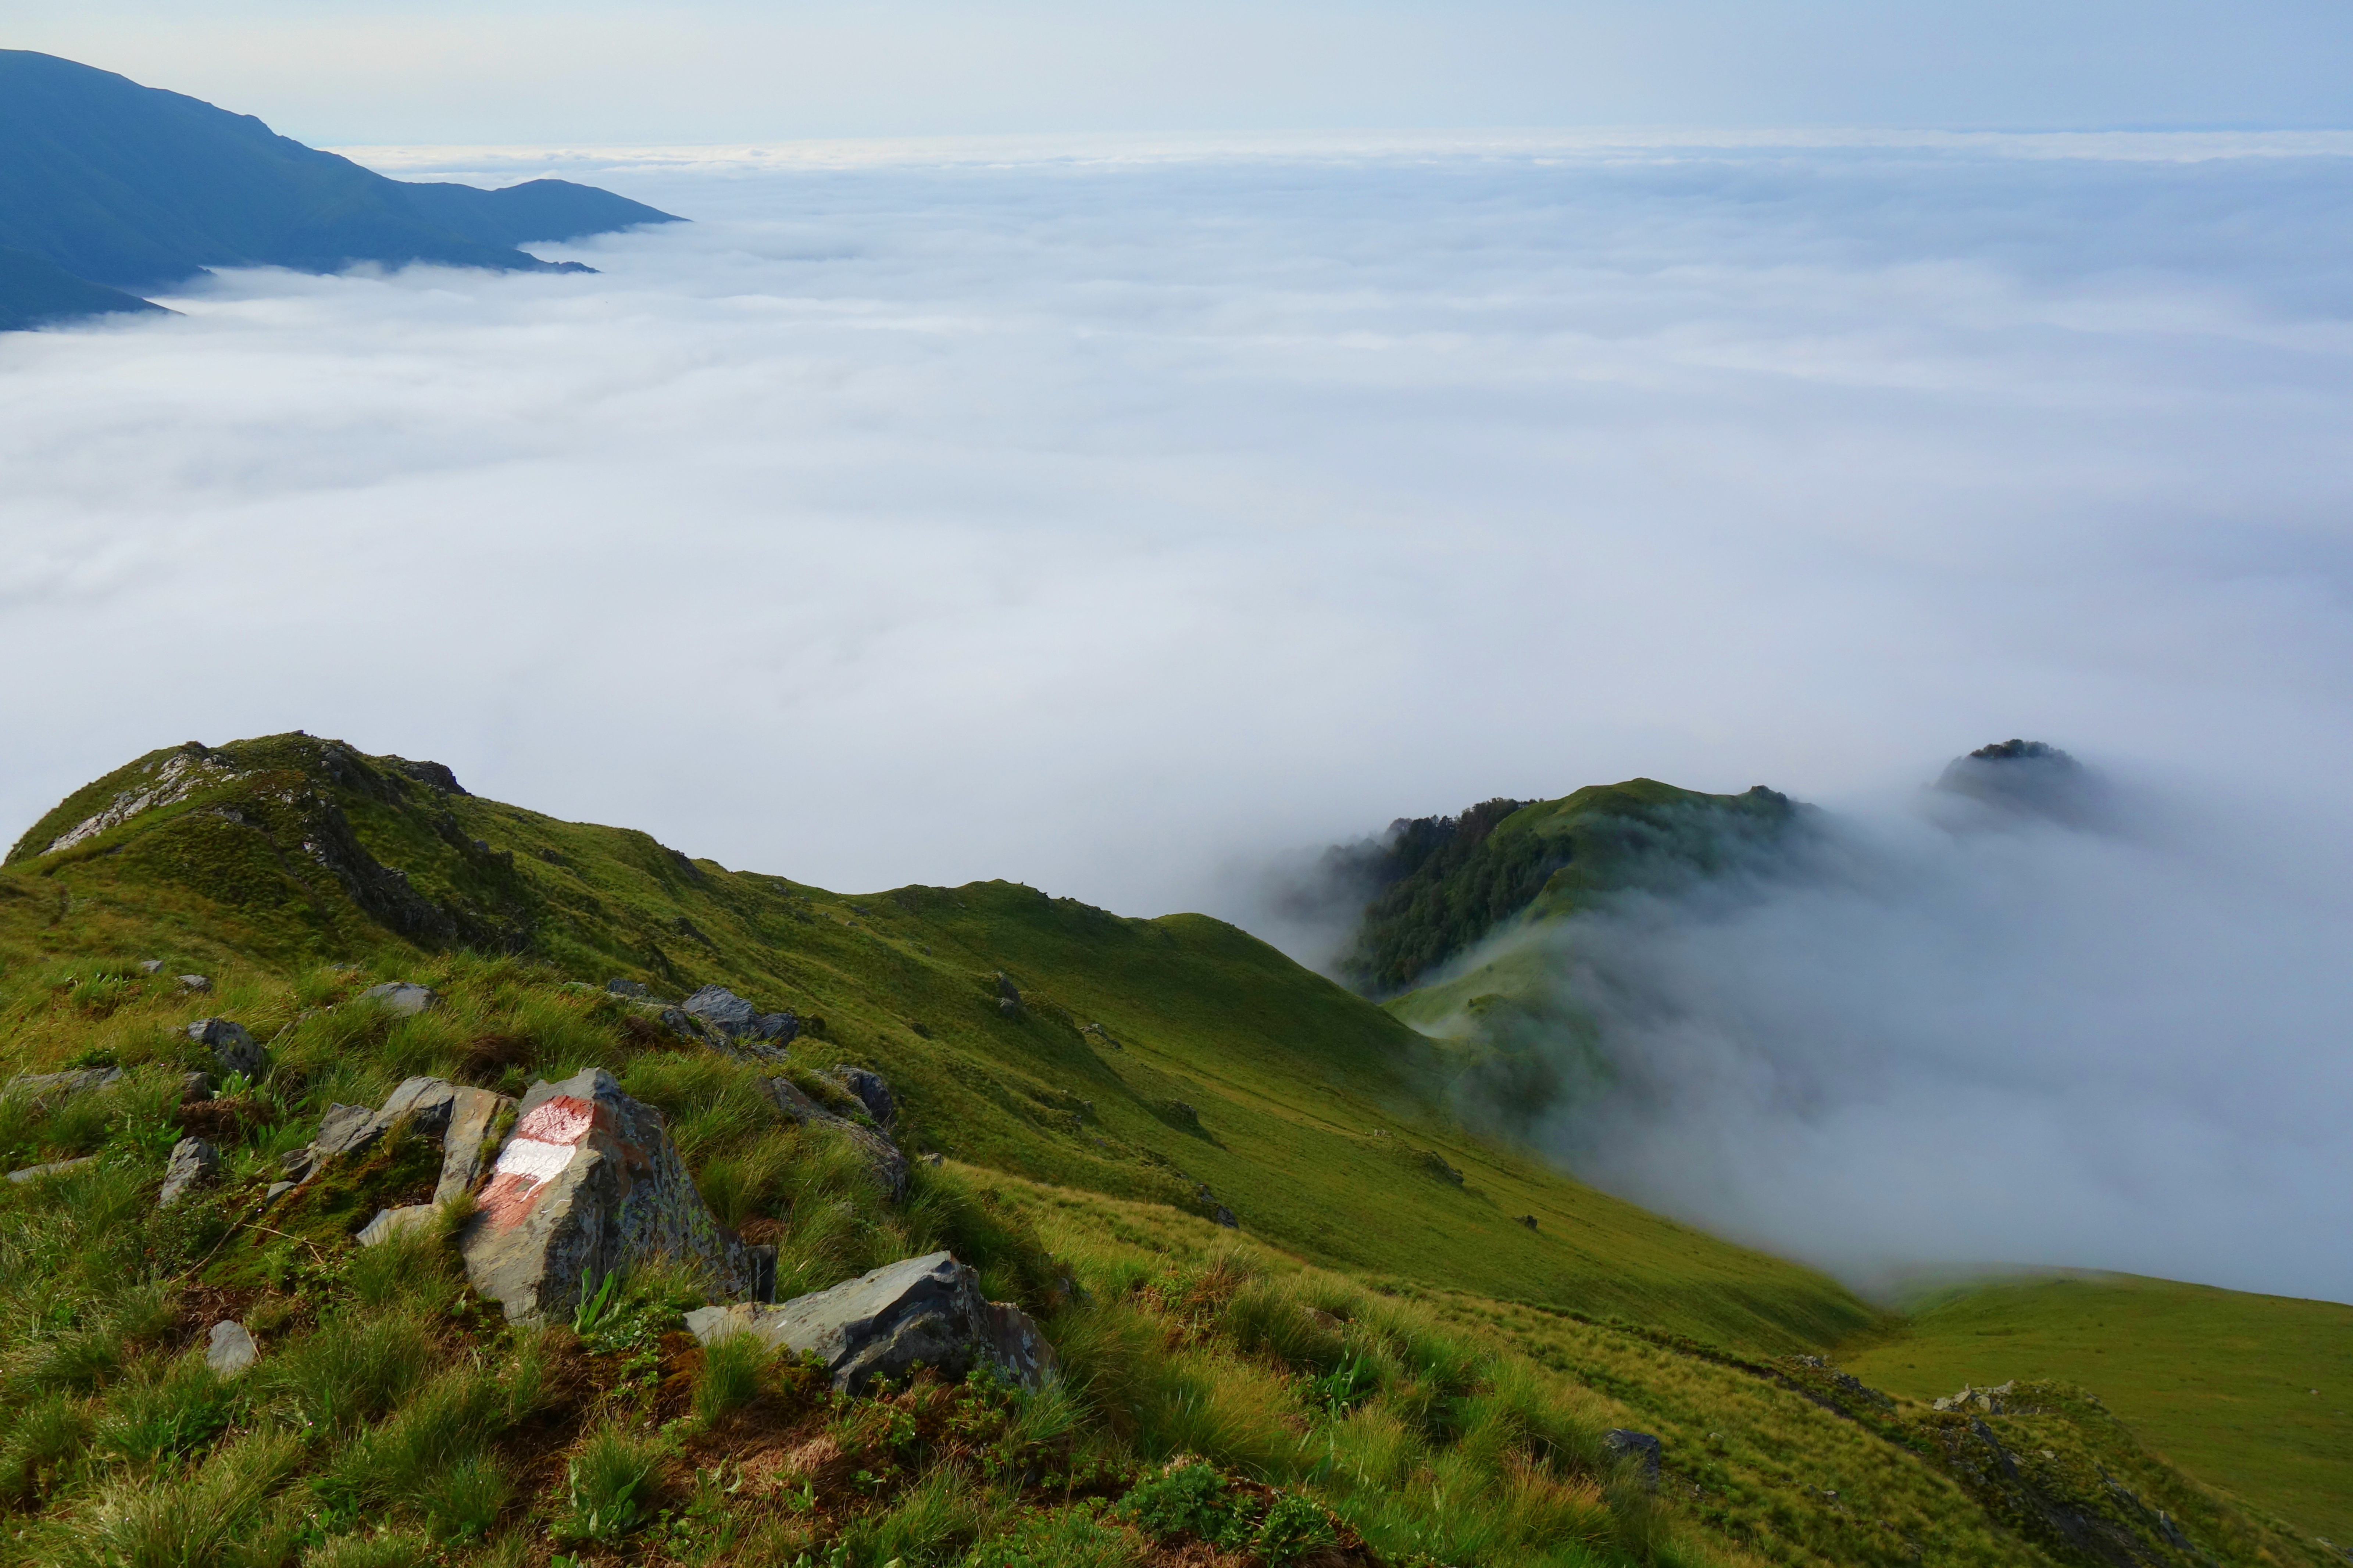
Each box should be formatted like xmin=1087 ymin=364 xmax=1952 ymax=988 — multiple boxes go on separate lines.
xmin=1324 ymin=739 xmax=2353 ymax=1306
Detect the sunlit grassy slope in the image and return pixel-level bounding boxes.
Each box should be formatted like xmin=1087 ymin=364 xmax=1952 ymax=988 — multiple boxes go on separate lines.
xmin=0 ymin=733 xmax=1868 ymax=1354
xmin=1839 ymin=1273 xmax=2353 ymax=1543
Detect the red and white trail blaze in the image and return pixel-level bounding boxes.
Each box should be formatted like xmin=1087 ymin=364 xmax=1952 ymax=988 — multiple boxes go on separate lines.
xmin=476 ymin=1095 xmax=597 ymax=1227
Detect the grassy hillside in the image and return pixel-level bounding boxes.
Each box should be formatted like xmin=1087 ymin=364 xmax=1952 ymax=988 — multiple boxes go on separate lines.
xmin=0 ymin=734 xmax=1868 ymax=1354
xmin=1840 ymin=1273 xmax=2353 ymax=1544
xmin=0 ymin=732 xmax=2338 ymax=1567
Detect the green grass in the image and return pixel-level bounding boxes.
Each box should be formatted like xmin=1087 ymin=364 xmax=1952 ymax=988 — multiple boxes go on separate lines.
xmin=1839 ymin=1271 xmax=2353 ymax=1544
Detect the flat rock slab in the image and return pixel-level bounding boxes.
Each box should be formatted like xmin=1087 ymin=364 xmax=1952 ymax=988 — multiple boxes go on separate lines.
xmin=361 ymin=981 xmax=439 ymax=1016
xmin=206 ymin=1319 xmax=258 ymax=1378
xmin=282 ymin=1075 xmax=513 ymax=1198
xmin=7 ymin=1157 xmax=95 ymax=1184
xmin=461 ymin=1067 xmax=766 ymax=1325
xmin=686 ymin=1250 xmax=1056 ymax=1394
xmin=4 ymin=1067 xmax=122 ymax=1102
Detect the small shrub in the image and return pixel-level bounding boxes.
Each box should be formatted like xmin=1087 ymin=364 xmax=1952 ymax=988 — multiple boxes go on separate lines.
xmin=1254 ymin=1492 xmax=1339 ymax=1566
xmin=557 ymin=1424 xmax=668 ymax=1543
xmin=1117 ymin=1461 xmax=1251 ymax=1547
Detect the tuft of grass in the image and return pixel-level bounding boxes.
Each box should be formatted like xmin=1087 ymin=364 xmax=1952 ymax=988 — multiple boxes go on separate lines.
xmin=557 ymin=1423 xmax=669 ymax=1544
xmin=692 ymin=1327 xmax=770 ymax=1427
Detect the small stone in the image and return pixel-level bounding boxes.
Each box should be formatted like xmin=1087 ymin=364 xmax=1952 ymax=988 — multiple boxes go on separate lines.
xmin=1604 ymin=1428 xmax=1662 ymax=1488
xmin=158 ymin=1137 xmax=219 ymax=1208
xmin=4 ymin=1067 xmax=122 ymax=1103
xmin=206 ymin=1319 xmax=258 ymax=1378
xmin=7 ymin=1157 xmax=95 ymax=1184
xmin=361 ymin=981 xmax=438 ymax=1016
xmin=1213 ymin=1207 xmax=1238 ymax=1229
xmin=995 ymin=972 xmax=1021 ymax=1002
xmin=181 ymin=1072 xmax=214 ymax=1102
xmin=919 ymin=1152 xmax=945 ymax=1167
xmin=606 ymin=978 xmax=649 ymax=998
xmin=187 ymin=1018 xmax=264 ymax=1081
xmin=138 ymin=959 xmax=164 ymax=975
xmin=264 ymin=1180 xmax=294 ymax=1202
xmin=177 ymin=974 xmax=211 ymax=993
xmin=997 ymin=996 xmax=1020 ymax=1019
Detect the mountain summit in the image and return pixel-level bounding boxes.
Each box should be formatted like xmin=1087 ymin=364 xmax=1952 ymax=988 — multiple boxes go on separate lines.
xmin=0 ymin=50 xmax=680 ymax=329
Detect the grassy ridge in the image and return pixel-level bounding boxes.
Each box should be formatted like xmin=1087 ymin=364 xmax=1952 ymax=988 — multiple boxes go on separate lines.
xmin=0 ymin=733 xmax=1871 ymax=1354
xmin=1840 ymin=1274 xmax=2353 ymax=1543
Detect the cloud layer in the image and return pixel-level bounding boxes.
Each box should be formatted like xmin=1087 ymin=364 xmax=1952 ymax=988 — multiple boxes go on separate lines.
xmin=4 ymin=136 xmax=2350 ymax=1296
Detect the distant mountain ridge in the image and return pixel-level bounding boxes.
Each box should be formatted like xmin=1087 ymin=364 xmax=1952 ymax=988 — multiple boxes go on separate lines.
xmin=0 ymin=50 xmax=680 ymax=329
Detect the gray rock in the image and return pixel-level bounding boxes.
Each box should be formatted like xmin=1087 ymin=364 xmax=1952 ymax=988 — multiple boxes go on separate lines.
xmin=264 ymin=1181 xmax=294 ymax=1202
xmin=685 ymin=1251 xmax=1056 ymax=1394
xmin=180 ymin=1072 xmax=214 ymax=1102
xmin=830 ymin=1066 xmax=896 ymax=1128
xmin=997 ymin=996 xmax=1020 ymax=1019
xmin=8 ymin=1157 xmax=96 ymax=1184
xmin=1933 ymin=1380 xmax=2015 ymax=1414
xmin=206 ymin=1319 xmax=258 ymax=1378
xmin=282 ymin=1077 xmax=514 ymax=1199
xmin=995 ymin=972 xmax=1020 ymax=1002
xmin=682 ymin=985 xmax=799 ymax=1045
xmin=178 ymin=974 xmax=211 ymax=993
xmin=357 ymin=1205 xmax=438 ymax=1246
xmin=361 ymin=981 xmax=438 ymax=1016
xmin=158 ymin=1137 xmax=219 ymax=1208
xmin=186 ymin=1019 xmax=264 ymax=1081
xmin=606 ymin=978 xmax=649 ymax=998
xmin=758 ymin=1075 xmax=908 ymax=1199
xmin=138 ymin=959 xmax=164 ymax=975
xmin=4 ymin=1067 xmax=122 ymax=1102
xmin=1604 ymin=1428 xmax=1661 ymax=1488
xmin=459 ymin=1067 xmax=765 ymax=1325
xmin=918 ymin=1152 xmax=944 ymax=1167
xmin=1213 ymin=1207 xmax=1238 ymax=1229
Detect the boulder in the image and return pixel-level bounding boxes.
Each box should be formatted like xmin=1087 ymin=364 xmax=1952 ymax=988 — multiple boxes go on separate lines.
xmin=682 ymin=985 xmax=798 ymax=1045
xmin=158 ymin=1137 xmax=219 ymax=1207
xmin=361 ymin=981 xmax=438 ymax=1016
xmin=758 ymin=1075 xmax=908 ymax=1199
xmin=830 ymin=1066 xmax=896 ymax=1129
xmin=186 ymin=1019 xmax=264 ymax=1081
xmin=1604 ymin=1428 xmax=1662 ymax=1488
xmin=460 ymin=1067 xmax=769 ymax=1325
xmin=206 ymin=1319 xmax=258 ymax=1378
xmin=685 ymin=1251 xmax=1057 ymax=1394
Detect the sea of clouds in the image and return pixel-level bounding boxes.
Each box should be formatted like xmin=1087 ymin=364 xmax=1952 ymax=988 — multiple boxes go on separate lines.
xmin=5 ymin=133 xmax=2349 ymax=1298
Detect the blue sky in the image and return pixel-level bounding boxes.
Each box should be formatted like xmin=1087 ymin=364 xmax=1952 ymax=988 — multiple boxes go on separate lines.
xmin=5 ymin=0 xmax=2351 ymax=142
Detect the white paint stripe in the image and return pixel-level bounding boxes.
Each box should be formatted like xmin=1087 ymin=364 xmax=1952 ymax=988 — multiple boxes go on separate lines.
xmin=493 ymin=1136 xmax=575 ymax=1185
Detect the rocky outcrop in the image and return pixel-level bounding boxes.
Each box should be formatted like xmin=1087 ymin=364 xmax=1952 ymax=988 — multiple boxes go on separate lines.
xmin=38 ymin=747 xmax=237 ymax=856
xmin=682 ymin=985 xmax=798 ymax=1045
xmin=187 ymin=1019 xmax=264 ymax=1081
xmin=459 ymin=1068 xmax=770 ymax=1325
xmin=758 ymin=1075 xmax=908 ymax=1199
xmin=685 ymin=1251 xmax=1056 ymax=1394
xmin=158 ymin=1137 xmax=219 ymax=1207
xmin=1934 ymin=1381 xmax=2017 ymax=1414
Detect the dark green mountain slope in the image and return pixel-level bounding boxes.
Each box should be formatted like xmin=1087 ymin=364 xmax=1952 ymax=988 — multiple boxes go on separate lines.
xmin=0 ymin=244 xmax=167 ymax=330
xmin=0 ymin=50 xmax=679 ymax=327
